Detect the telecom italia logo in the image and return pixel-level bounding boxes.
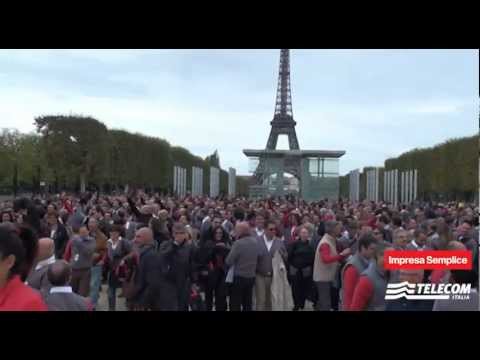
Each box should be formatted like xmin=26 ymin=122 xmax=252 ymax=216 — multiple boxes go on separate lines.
xmin=385 ymin=282 xmax=472 ymax=300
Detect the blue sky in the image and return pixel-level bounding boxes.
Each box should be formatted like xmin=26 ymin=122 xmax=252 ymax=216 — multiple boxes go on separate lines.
xmin=0 ymin=49 xmax=478 ymax=175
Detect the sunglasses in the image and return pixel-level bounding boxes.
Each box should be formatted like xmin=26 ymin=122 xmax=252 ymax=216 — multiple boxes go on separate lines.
xmin=267 ymin=228 xmax=276 ymax=231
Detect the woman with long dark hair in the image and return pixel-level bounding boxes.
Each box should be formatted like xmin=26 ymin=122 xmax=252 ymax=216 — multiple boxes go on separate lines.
xmin=204 ymin=225 xmax=230 ymax=311
xmin=285 ymin=212 xmax=301 ymax=244
xmin=0 ymin=224 xmax=47 ymax=310
xmin=13 ymin=198 xmax=42 ymax=235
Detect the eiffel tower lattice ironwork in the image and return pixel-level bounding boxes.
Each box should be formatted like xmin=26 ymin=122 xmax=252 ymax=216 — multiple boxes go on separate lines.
xmin=254 ymin=49 xmax=299 ymax=183
xmin=266 ymin=49 xmax=299 ymax=150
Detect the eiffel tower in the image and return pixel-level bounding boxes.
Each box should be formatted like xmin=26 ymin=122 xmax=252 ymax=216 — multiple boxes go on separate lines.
xmin=244 ymin=49 xmax=346 ymax=200
xmin=254 ymin=49 xmax=299 ymax=183
xmin=267 ymin=49 xmax=299 ymax=150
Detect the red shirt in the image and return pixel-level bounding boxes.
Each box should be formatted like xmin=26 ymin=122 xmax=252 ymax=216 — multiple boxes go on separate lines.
xmin=319 ymin=243 xmax=345 ymax=264
xmin=0 ymin=276 xmax=48 ymax=311
xmin=342 ymin=265 xmax=360 ymax=311
xmin=63 ymin=239 xmax=73 ymax=262
xmin=350 ymin=276 xmax=374 ymax=311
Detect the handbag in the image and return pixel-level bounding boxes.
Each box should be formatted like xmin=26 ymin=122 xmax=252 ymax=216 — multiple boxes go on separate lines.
xmin=189 ymin=288 xmax=206 ymax=311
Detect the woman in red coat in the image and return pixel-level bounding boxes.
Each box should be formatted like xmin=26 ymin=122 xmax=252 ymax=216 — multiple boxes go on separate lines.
xmin=0 ymin=224 xmax=47 ymax=311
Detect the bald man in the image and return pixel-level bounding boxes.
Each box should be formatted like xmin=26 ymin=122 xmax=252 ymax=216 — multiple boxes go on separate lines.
xmin=26 ymin=237 xmax=56 ymax=294
xmin=226 ymin=222 xmax=260 ymax=311
xmin=132 ymin=227 xmax=162 ymax=310
xmin=44 ymin=260 xmax=92 ymax=311
xmin=134 ymin=227 xmax=154 ymax=247
xmin=386 ymin=268 xmax=433 ymax=311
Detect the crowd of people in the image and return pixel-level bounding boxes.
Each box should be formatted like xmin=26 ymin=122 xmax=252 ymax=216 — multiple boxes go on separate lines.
xmin=0 ymin=190 xmax=478 ymax=311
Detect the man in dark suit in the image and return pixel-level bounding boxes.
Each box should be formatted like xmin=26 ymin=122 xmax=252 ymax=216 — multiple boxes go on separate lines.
xmin=44 ymin=260 xmax=92 ymax=311
xmin=255 ymin=220 xmax=287 ymax=311
xmin=132 ymin=227 xmax=164 ymax=310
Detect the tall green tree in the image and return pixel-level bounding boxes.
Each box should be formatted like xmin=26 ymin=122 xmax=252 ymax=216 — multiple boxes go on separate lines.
xmin=35 ymin=115 xmax=109 ymax=192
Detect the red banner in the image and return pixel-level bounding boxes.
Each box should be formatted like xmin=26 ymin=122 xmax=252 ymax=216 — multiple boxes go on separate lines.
xmin=384 ymin=250 xmax=473 ymax=270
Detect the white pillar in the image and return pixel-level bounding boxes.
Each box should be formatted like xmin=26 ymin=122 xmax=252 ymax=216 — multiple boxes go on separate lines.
xmin=181 ymin=168 xmax=185 ymax=197
xmin=178 ymin=167 xmax=181 ymax=197
xmin=405 ymin=170 xmax=409 ymax=204
xmin=193 ymin=167 xmax=196 ymax=196
xmin=192 ymin=167 xmax=195 ymax=196
xmin=365 ymin=171 xmax=370 ymax=201
xmin=179 ymin=167 xmax=182 ymax=197
xmin=394 ymin=170 xmax=398 ymax=208
xmin=410 ymin=170 xmax=414 ymax=203
xmin=228 ymin=167 xmax=236 ymax=197
xmin=368 ymin=171 xmax=371 ymax=201
xmin=173 ymin=166 xmax=177 ymax=194
xmin=413 ymin=169 xmax=418 ymax=201
xmin=387 ymin=170 xmax=390 ymax=203
xmin=389 ymin=171 xmax=392 ymax=203
xmin=370 ymin=170 xmax=373 ymax=201
xmin=407 ymin=170 xmax=412 ymax=203
xmin=407 ymin=170 xmax=410 ymax=203
xmin=385 ymin=171 xmax=388 ymax=202
xmin=399 ymin=171 xmax=401 ymax=204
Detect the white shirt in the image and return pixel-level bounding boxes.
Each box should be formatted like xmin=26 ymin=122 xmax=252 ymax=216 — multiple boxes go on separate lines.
xmin=264 ymin=234 xmax=274 ymax=251
xmin=108 ymin=237 xmax=122 ymax=250
xmin=50 ymin=286 xmax=73 ymax=294
xmin=256 ymin=227 xmax=265 ymax=237
xmin=410 ymin=240 xmax=425 ymax=250
xmin=35 ymin=255 xmax=56 ymax=271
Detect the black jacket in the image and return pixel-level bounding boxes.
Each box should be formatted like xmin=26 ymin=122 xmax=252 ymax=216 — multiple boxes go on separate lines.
xmin=133 ymin=244 xmax=163 ymax=309
xmin=196 ymin=239 xmax=215 ymax=273
xmin=288 ymin=240 xmax=315 ymax=270
xmin=157 ymin=240 xmax=199 ymax=311
xmin=209 ymin=242 xmax=230 ymax=271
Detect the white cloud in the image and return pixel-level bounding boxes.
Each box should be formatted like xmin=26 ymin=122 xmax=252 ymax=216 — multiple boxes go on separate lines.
xmin=405 ymin=101 xmax=467 ymax=115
